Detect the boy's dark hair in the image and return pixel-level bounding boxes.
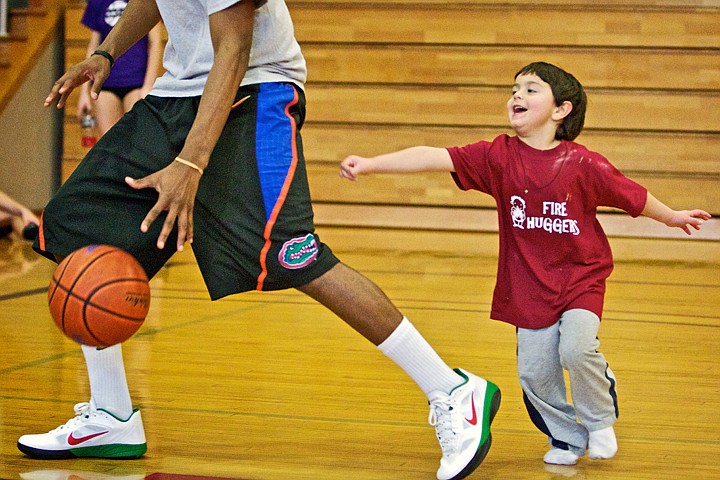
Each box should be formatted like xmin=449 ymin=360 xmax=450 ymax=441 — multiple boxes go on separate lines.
xmin=515 ymin=62 xmax=587 ymax=141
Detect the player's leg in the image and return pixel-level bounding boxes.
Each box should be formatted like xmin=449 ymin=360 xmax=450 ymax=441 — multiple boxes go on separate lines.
xmin=558 ymin=309 xmax=618 ymax=459
xmin=17 ymin=344 xmax=146 ymax=460
xmin=517 ymin=324 xmax=587 ymax=465
xmin=192 ymin=82 xmax=501 ymax=479
xmin=20 ymin=95 xmax=195 ymax=459
xmin=298 ymin=263 xmax=502 ymax=480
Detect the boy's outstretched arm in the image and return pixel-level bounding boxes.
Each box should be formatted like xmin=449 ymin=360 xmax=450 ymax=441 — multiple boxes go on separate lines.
xmin=340 ymin=146 xmax=453 ymax=181
xmin=641 ymin=192 xmax=711 ymax=235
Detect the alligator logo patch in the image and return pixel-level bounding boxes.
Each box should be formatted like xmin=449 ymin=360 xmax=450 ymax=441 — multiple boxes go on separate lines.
xmin=279 ymin=234 xmax=318 ymax=269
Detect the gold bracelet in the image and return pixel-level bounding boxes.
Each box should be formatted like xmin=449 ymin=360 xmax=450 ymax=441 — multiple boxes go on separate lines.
xmin=174 ymin=157 xmax=204 ymax=176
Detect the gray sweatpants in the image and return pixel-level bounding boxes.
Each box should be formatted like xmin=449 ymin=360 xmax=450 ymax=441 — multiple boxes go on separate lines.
xmin=517 ymin=309 xmax=618 ymax=456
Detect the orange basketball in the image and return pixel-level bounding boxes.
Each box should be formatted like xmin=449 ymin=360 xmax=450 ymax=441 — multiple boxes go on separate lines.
xmin=48 ymin=245 xmax=150 ymax=347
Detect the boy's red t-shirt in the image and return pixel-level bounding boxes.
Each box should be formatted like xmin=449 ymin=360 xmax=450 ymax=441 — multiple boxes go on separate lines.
xmin=448 ymin=134 xmax=647 ymax=329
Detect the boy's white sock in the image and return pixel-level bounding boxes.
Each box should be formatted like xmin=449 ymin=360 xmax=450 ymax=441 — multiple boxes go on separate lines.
xmin=82 ymin=343 xmax=134 ymax=419
xmin=588 ymin=426 xmax=618 ymax=459
xmin=377 ymin=317 xmax=463 ymax=396
xmin=544 ymin=447 xmax=580 ymax=465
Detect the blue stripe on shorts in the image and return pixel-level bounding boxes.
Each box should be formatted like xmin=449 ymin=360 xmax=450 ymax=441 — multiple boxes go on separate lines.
xmin=255 ymin=83 xmax=297 ymax=221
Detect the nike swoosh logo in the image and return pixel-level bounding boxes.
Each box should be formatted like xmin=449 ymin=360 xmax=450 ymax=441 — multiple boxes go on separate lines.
xmin=67 ymin=431 xmax=109 ymax=446
xmin=465 ymin=393 xmax=478 ymax=425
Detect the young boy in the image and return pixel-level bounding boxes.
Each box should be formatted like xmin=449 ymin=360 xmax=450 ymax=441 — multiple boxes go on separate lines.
xmin=340 ymin=62 xmax=711 ymax=466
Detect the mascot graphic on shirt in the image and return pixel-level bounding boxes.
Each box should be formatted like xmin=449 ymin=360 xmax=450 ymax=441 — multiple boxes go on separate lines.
xmin=510 ymin=195 xmax=526 ymax=229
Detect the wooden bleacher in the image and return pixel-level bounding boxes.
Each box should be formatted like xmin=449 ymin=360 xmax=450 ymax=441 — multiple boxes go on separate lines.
xmin=58 ymin=0 xmax=719 ymax=239
xmin=0 ymin=0 xmax=60 ymax=112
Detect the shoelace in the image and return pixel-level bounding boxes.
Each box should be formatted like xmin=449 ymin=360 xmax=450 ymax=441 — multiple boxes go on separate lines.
xmin=428 ymin=398 xmax=459 ymax=454
xmin=50 ymin=402 xmax=93 ymax=433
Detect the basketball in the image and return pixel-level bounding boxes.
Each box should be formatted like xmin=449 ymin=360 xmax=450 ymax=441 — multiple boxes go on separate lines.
xmin=48 ymin=245 xmax=150 ymax=347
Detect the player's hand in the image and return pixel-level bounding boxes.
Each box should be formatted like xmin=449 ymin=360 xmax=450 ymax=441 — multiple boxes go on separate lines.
xmin=125 ymin=161 xmax=202 ymax=251
xmin=339 ymin=155 xmax=370 ymax=181
xmin=666 ymin=209 xmax=711 ymax=235
xmin=45 ymin=55 xmax=111 ymax=109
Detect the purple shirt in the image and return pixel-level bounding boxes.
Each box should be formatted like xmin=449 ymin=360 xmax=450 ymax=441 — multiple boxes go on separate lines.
xmin=81 ymin=0 xmax=149 ymax=89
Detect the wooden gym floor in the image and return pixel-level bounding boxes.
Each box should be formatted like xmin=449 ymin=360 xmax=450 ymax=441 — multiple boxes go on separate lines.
xmin=0 ymin=227 xmax=718 ymax=479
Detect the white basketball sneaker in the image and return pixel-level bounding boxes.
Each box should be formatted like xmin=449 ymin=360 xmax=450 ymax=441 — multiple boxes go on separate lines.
xmin=17 ymin=401 xmax=146 ymax=459
xmin=429 ymin=368 xmax=501 ymax=480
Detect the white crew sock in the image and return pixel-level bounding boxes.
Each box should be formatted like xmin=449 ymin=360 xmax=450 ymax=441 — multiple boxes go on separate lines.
xmin=377 ymin=317 xmax=463 ymax=396
xmin=588 ymin=426 xmax=618 ymax=459
xmin=82 ymin=344 xmax=133 ymax=420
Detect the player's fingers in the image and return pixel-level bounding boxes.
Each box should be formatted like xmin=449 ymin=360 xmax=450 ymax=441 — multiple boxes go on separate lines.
xmin=44 ymin=89 xmax=60 ymax=108
xmin=54 ymin=79 xmax=80 ymax=109
xmin=175 ymin=210 xmax=189 ymax=252
xmin=186 ymin=205 xmax=195 ymax=246
xmin=90 ymin=80 xmax=104 ymax=100
xmin=44 ymin=77 xmax=69 ymax=107
xmin=125 ymin=176 xmax=155 ymax=191
xmin=56 ymin=91 xmax=70 ymax=109
xmin=157 ymin=208 xmax=179 ymax=250
xmin=140 ymin=203 xmax=165 ymax=234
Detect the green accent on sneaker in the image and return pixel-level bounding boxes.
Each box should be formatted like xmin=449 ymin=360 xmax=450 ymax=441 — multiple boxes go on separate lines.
xmin=96 ymin=408 xmax=140 ymax=422
xmin=70 ymin=442 xmax=147 ymax=459
xmin=481 ymin=381 xmax=501 ymax=446
xmin=447 ymin=369 xmax=502 ymax=480
xmin=449 ymin=368 xmax=470 ymax=394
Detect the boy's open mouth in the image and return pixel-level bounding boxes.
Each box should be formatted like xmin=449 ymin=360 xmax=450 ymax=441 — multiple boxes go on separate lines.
xmin=513 ymin=105 xmax=527 ymax=113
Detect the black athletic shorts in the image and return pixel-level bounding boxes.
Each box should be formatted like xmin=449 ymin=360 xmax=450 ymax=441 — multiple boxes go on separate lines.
xmin=35 ymin=82 xmax=339 ymax=299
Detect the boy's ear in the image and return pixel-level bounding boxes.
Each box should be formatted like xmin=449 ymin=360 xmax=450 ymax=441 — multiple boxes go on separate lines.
xmin=552 ymin=100 xmax=573 ymax=121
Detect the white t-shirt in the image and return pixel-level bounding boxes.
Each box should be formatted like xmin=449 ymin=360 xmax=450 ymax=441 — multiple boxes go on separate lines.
xmin=151 ymin=0 xmax=306 ymax=97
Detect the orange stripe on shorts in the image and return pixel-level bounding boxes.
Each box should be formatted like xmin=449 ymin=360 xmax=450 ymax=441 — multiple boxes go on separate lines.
xmin=37 ymin=210 xmax=46 ymax=252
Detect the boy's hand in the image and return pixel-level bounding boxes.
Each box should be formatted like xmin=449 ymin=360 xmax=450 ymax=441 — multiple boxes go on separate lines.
xmin=339 ymin=155 xmax=370 ymax=181
xmin=666 ymin=209 xmax=711 ymax=235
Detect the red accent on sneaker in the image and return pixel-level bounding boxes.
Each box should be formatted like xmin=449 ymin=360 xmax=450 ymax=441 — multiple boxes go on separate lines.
xmin=465 ymin=393 xmax=478 ymax=425
xmin=67 ymin=431 xmax=109 ymax=446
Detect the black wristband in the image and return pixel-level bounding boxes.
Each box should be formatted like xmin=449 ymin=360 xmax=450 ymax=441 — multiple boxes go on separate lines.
xmin=92 ymin=49 xmax=115 ymax=68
